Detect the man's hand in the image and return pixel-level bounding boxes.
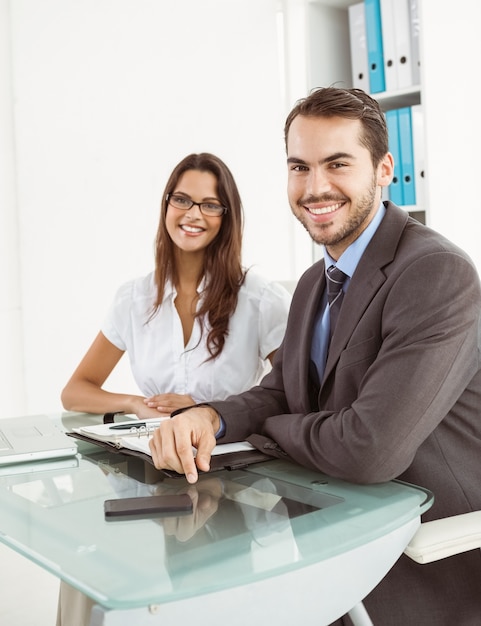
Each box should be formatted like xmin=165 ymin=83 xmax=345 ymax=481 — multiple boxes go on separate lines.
xmin=148 ymin=406 xmax=220 ymax=483
xmin=162 ymin=478 xmax=223 ymax=541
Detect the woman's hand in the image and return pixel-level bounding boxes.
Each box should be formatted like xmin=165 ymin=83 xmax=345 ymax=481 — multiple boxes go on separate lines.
xmin=129 ymin=396 xmax=169 ymax=419
xmin=143 ymin=393 xmax=195 ymax=416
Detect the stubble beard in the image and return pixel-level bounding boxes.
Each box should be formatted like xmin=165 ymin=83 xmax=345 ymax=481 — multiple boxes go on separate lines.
xmin=293 ymin=179 xmax=379 ymax=248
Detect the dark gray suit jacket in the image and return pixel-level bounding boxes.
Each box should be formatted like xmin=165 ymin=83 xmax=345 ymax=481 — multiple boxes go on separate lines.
xmin=211 ymin=203 xmax=481 ymax=624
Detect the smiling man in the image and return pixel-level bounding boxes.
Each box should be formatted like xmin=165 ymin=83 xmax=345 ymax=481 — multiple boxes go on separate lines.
xmin=286 ymin=114 xmax=391 ymax=257
xmin=149 ymin=87 xmax=481 ymax=625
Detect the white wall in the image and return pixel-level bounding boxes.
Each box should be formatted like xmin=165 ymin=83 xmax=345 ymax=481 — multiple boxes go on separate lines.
xmin=3 ymin=0 xmax=481 ymax=418
xmin=0 ymin=0 xmax=26 ymax=416
xmin=4 ymin=0 xmax=306 ymax=416
xmin=420 ymin=0 xmax=481 ymax=269
xmin=302 ymin=0 xmax=481 ymax=277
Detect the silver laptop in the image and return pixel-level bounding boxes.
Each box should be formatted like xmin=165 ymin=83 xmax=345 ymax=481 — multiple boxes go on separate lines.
xmin=0 ymin=415 xmax=77 ymax=466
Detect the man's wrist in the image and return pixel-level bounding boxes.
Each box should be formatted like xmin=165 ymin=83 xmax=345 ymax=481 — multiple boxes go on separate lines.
xmin=213 ymin=415 xmax=226 ymax=439
xmin=197 ymin=405 xmax=224 ymax=438
xmin=170 ymin=403 xmax=224 ymax=438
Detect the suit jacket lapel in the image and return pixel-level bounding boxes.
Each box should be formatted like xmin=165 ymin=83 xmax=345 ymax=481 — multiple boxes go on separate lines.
xmin=295 ymin=260 xmax=326 ymax=411
xmin=323 ymin=203 xmax=408 ymax=382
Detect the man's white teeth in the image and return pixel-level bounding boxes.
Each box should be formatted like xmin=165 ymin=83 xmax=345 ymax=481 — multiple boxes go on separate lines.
xmin=181 ymin=225 xmax=203 ymax=233
xmin=308 ymin=202 xmax=343 ymax=215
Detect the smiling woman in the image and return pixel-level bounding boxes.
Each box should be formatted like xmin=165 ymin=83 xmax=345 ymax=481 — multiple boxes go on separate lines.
xmin=3 ymin=0 xmax=292 ymax=423
xmin=57 ymin=152 xmax=291 ymax=625
xmin=60 ymin=152 xmax=291 ymax=420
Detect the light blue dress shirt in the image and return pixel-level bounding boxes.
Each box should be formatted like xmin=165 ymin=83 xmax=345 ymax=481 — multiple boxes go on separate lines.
xmin=310 ymin=203 xmax=386 ymax=384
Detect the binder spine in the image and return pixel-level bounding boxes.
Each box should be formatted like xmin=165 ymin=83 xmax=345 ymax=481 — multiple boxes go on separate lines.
xmin=398 ymin=106 xmax=416 ymax=207
xmin=385 ymin=109 xmax=403 ymax=206
xmin=380 ymin=0 xmax=398 ymax=92
xmin=364 ymin=0 xmax=386 ymax=93
xmin=392 ymin=0 xmax=413 ymax=89
xmin=348 ymin=2 xmax=370 ymax=91
xmin=409 ymin=0 xmax=422 ymax=86
xmin=411 ymin=104 xmax=425 ymax=210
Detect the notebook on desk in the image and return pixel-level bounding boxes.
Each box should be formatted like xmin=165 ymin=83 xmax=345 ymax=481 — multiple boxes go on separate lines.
xmin=68 ymin=419 xmax=271 ymax=477
xmin=0 ymin=415 xmax=78 ymax=466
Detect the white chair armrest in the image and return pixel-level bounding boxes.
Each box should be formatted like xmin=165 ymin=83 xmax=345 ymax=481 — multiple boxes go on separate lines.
xmin=404 ymin=511 xmax=481 ymax=564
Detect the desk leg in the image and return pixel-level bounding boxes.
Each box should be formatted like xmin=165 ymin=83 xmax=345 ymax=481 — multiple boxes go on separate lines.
xmin=347 ymin=602 xmax=374 ymax=626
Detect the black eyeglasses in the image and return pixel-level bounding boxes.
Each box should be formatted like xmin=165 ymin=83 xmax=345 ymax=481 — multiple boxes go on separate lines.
xmin=167 ymin=194 xmax=227 ymax=217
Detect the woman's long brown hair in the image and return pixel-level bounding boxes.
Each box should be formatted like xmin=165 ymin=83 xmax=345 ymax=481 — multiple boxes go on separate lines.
xmin=152 ymin=153 xmax=245 ymax=359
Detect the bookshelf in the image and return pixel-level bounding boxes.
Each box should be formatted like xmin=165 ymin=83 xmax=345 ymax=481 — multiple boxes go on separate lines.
xmin=282 ymin=0 xmax=425 ymax=263
xmin=374 ymin=86 xmax=421 ymax=112
xmin=305 ymin=1 xmax=422 ymax=109
xmin=311 ymin=0 xmax=423 ymax=216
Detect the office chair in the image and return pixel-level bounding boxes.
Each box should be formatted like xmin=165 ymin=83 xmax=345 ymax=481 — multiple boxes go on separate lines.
xmin=404 ymin=510 xmax=481 ymax=564
xmin=344 ymin=511 xmax=481 ymax=626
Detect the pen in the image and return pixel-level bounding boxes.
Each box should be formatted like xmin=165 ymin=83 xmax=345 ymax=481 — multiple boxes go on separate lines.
xmin=109 ymin=421 xmax=163 ymax=430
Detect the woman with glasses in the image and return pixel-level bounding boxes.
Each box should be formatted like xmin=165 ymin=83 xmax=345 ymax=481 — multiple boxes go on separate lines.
xmin=57 ymin=153 xmax=290 ymax=626
xmin=60 ymin=152 xmax=291 ymax=420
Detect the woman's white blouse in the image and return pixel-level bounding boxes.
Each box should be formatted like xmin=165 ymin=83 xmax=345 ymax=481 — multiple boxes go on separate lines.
xmin=101 ymin=271 xmax=291 ymax=402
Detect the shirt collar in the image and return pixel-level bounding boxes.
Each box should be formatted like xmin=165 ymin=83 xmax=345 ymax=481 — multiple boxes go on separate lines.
xmin=324 ymin=202 xmax=386 ymax=277
xmin=163 ymin=275 xmax=207 ymax=300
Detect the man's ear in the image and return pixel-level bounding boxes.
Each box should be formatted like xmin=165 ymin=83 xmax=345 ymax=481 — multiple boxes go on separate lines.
xmin=377 ymin=152 xmax=395 ymax=188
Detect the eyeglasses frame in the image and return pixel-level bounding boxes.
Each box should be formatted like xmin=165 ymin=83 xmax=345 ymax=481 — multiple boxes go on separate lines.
xmin=166 ymin=193 xmax=228 ymax=217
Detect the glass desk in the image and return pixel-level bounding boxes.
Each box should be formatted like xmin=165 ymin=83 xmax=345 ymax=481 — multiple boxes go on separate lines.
xmin=0 ymin=413 xmax=433 ymax=626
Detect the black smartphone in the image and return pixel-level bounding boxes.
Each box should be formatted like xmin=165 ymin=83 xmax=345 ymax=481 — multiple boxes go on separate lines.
xmin=104 ymin=494 xmax=193 ymax=520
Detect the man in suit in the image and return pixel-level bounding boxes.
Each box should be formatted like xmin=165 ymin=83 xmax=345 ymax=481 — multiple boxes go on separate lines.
xmin=150 ymin=87 xmax=481 ymax=624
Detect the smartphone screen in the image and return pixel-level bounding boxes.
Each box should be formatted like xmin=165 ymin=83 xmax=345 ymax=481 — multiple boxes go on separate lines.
xmin=104 ymin=494 xmax=193 ymax=519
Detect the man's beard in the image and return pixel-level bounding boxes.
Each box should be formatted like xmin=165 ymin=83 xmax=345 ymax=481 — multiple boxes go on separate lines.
xmin=292 ymin=178 xmax=378 ymax=247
